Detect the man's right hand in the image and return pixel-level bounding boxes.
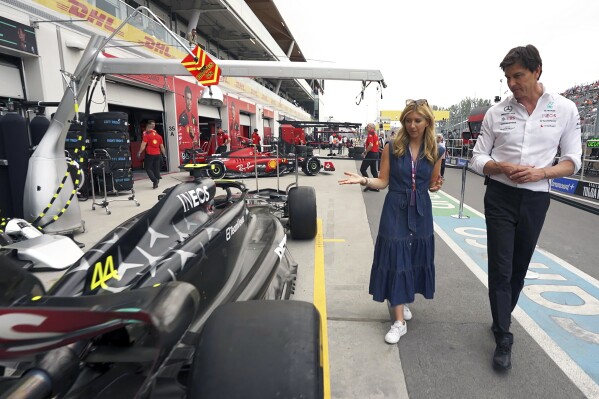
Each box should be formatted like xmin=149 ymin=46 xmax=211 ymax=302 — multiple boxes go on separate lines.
xmin=496 ymin=161 xmax=531 ymax=176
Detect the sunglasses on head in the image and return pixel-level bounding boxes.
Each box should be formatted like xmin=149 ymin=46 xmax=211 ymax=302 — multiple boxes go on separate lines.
xmin=406 ymin=99 xmax=428 ymax=106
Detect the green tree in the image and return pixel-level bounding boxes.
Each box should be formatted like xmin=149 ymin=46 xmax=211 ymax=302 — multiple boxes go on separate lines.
xmin=445 ymin=97 xmax=492 ymax=135
xmin=448 ymin=97 xmax=491 ymax=120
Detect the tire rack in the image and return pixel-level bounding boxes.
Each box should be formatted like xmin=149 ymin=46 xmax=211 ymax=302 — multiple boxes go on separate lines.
xmin=88 ymin=112 xmax=140 ymax=214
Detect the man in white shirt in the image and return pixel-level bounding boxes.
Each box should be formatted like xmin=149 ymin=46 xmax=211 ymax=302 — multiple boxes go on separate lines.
xmin=470 ymin=44 xmax=582 ymax=371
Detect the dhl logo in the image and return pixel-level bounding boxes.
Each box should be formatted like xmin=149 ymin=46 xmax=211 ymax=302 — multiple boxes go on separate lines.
xmin=35 ymin=0 xmax=184 ymax=58
xmin=62 ymin=0 xmax=123 ymax=37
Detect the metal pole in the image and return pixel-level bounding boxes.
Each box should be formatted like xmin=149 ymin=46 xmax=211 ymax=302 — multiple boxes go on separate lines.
xmin=295 ymin=153 xmax=299 ymax=187
xmin=276 ymin=142 xmax=280 ymax=192
xmin=580 ymin=142 xmax=586 ymax=181
xmin=254 ymin=145 xmax=259 ymax=192
xmin=451 ymin=162 xmax=470 ymax=219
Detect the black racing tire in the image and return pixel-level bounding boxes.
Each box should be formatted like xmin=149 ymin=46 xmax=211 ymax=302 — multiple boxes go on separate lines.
xmin=61 ymin=112 xmax=87 ymax=132
xmin=288 ymin=186 xmax=317 ymax=239
xmin=303 ymin=157 xmax=321 ymax=176
xmin=101 ymin=147 xmax=132 ymax=170
xmin=295 ymin=144 xmax=308 ymax=157
xmin=90 ymin=132 xmax=130 ymax=148
xmin=208 ymin=160 xmax=226 ymax=179
xmin=87 ymin=112 xmax=128 ymax=132
xmin=65 ymin=130 xmax=88 ymax=150
xmin=188 ymin=301 xmax=322 ymax=399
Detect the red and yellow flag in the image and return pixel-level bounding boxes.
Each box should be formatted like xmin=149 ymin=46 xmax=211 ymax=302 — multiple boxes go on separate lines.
xmin=181 ymin=45 xmax=221 ymax=86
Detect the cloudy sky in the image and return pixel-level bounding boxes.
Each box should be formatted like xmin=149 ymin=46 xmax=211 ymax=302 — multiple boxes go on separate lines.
xmin=275 ymin=0 xmax=599 ymax=123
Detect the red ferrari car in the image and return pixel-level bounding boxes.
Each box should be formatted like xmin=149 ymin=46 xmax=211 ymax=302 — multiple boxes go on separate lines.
xmin=205 ymin=147 xmax=334 ymax=179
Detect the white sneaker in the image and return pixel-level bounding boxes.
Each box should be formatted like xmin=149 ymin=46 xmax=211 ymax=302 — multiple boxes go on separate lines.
xmin=384 ymin=320 xmax=407 ymax=344
xmin=403 ymin=305 xmax=413 ymax=321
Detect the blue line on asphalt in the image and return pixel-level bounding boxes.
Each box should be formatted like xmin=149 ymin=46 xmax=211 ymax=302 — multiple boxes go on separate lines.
xmin=431 ymin=190 xmax=599 ymax=395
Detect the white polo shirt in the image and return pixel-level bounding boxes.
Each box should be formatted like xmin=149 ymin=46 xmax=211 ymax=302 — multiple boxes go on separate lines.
xmin=470 ymin=85 xmax=582 ymax=192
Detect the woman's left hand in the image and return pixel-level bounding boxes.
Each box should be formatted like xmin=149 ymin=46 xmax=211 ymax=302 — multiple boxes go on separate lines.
xmin=429 ymin=175 xmax=444 ymax=192
xmin=338 ymin=171 xmax=364 ymax=185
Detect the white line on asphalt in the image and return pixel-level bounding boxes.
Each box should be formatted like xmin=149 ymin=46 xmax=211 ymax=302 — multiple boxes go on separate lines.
xmin=434 ymin=190 xmax=599 ymax=398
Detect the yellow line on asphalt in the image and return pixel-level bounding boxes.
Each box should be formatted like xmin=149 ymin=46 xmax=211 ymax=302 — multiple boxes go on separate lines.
xmin=314 ymin=218 xmax=331 ymax=399
xmin=323 ymin=238 xmax=345 ymax=243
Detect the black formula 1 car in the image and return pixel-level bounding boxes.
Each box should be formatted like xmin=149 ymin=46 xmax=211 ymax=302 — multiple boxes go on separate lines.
xmin=0 ymin=172 xmax=322 ymax=398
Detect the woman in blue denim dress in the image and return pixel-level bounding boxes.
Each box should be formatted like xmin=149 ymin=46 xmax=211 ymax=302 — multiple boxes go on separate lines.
xmin=339 ymin=99 xmax=444 ymax=344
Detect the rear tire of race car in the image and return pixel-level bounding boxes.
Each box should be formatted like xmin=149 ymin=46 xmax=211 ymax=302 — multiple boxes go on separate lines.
xmin=208 ymin=160 xmax=226 ymax=179
xmin=188 ymin=300 xmax=323 ymax=399
xmin=288 ymin=186 xmax=317 ymax=239
xmin=303 ymin=157 xmax=321 ymax=176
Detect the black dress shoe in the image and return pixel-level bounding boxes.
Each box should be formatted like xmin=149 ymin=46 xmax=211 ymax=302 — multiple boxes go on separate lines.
xmin=363 ymin=187 xmax=370 ymax=192
xmin=493 ymin=339 xmax=512 ymax=371
xmin=152 ymin=182 xmax=158 ymax=189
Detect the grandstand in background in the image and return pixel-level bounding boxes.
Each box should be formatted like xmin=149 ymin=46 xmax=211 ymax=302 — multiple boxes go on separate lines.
xmin=562 ymin=80 xmax=599 ymax=139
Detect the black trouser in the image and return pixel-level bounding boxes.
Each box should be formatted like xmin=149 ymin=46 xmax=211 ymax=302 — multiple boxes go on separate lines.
xmin=216 ymin=145 xmax=227 ymax=153
xmin=360 ymin=151 xmax=379 ymax=178
xmin=484 ymin=179 xmax=550 ymax=343
xmin=144 ymin=154 xmax=162 ymax=184
xmin=440 ymin=159 xmax=446 ymax=177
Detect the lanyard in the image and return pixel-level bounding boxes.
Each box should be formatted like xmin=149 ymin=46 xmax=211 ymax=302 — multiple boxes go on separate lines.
xmin=408 ymin=147 xmax=418 ymax=206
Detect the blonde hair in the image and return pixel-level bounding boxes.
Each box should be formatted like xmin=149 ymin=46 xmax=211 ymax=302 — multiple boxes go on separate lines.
xmin=392 ymin=102 xmax=438 ymax=164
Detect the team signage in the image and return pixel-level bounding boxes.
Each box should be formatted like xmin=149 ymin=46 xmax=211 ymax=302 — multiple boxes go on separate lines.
xmin=551 ymin=177 xmax=599 ymax=201
xmin=180 ymin=45 xmax=221 ymax=86
xmin=586 ymin=140 xmax=599 ymax=148
xmin=0 ymin=16 xmax=37 ymax=55
xmin=35 ymin=0 xmax=185 ymax=59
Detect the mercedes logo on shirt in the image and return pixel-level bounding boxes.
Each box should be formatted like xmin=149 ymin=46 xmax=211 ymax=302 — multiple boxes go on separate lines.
xmin=504 ymin=105 xmax=513 ymax=112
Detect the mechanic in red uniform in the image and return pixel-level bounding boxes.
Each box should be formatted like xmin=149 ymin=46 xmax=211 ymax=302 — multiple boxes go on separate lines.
xmin=252 ymin=128 xmax=262 ymax=152
xmin=137 ymin=120 xmax=166 ymax=189
xmin=216 ymin=128 xmax=230 ymax=153
xmin=360 ymin=123 xmax=380 ymax=192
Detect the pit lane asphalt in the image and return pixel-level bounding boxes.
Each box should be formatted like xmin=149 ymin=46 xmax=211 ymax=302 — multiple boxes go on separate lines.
xmin=36 ymin=163 xmax=598 ymax=399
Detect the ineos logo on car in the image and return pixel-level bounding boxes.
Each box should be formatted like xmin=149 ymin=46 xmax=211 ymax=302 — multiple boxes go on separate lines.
xmin=176 ymin=186 xmax=211 ymax=212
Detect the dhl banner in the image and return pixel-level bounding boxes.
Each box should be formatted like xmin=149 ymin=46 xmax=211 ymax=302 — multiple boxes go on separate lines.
xmin=180 ymin=45 xmax=221 ymax=86
xmin=34 ymin=0 xmax=186 ymax=59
